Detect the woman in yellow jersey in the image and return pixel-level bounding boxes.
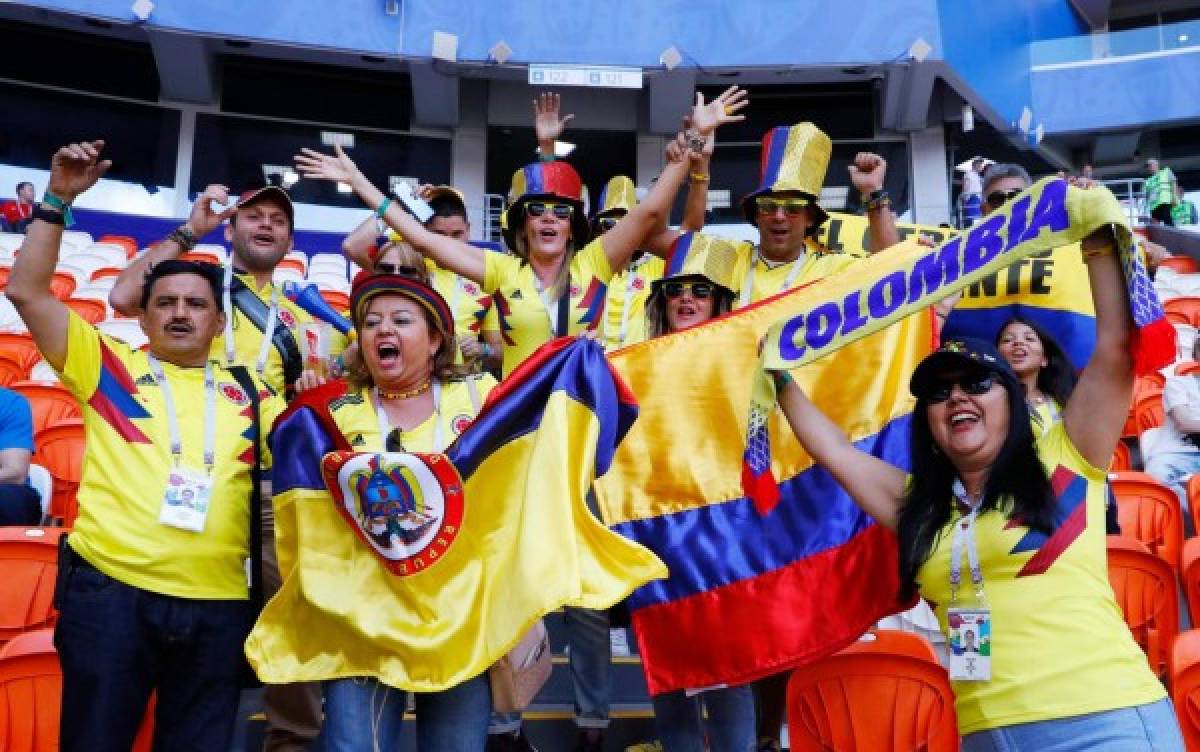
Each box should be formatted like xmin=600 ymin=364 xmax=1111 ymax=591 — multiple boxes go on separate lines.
xmin=995 ymin=316 xmax=1075 ymax=438
xmin=771 ymin=226 xmax=1184 ymax=751
xmin=642 ymin=232 xmax=755 ymax=752
xmin=310 ymin=272 xmax=496 ymax=750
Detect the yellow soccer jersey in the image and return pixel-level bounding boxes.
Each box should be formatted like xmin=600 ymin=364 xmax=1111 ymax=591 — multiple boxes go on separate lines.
xmin=214 ymin=271 xmax=349 ymax=395
xmin=916 ymin=421 xmax=1164 ymax=734
xmin=732 ymin=239 xmax=857 ymax=308
xmin=427 ymin=264 xmax=500 ymax=363
xmin=484 ymin=238 xmax=613 ymax=378
xmin=603 ymin=255 xmax=664 ymax=351
xmin=56 ymin=311 xmax=284 ymax=600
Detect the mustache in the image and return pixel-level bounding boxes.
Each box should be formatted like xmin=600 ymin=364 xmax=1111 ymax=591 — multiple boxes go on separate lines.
xmin=165 ymin=319 xmax=194 ymax=333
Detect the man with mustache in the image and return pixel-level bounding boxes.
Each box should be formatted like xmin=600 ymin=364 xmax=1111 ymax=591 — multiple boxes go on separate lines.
xmin=6 ymin=140 xmax=284 ymax=751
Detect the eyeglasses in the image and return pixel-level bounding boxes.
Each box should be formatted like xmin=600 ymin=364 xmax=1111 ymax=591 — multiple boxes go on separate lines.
xmin=985 ymin=189 xmax=1022 ymax=207
xmin=597 ymin=216 xmax=619 ymax=232
xmin=755 ymin=197 xmax=810 ymax=216
xmin=924 ymin=374 xmax=997 ymax=404
xmin=663 ymin=281 xmax=714 ymax=299
xmin=526 ymin=202 xmax=574 ymax=219
xmin=375 ymin=262 xmax=423 ymax=278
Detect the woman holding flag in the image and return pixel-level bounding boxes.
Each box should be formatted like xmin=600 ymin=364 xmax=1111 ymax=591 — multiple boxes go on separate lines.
xmin=770 ymin=220 xmax=1185 ymax=750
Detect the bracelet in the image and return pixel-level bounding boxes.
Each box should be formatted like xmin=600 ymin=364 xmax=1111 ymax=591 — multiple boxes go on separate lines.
xmin=537 ymin=150 xmax=556 ymax=163
xmin=772 ymin=370 xmax=794 ymax=390
xmin=685 ymin=129 xmax=707 ymax=154
xmin=1082 ymin=244 xmax=1116 ymax=262
xmin=481 ymin=342 xmax=493 ymax=358
xmin=32 ymin=204 xmax=65 ymax=226
xmin=862 ymin=190 xmax=891 ymax=213
xmin=41 ymin=191 xmax=75 ymax=228
xmin=167 ymin=225 xmax=197 ymax=252
xmin=689 ymin=172 xmax=711 ymax=184
xmin=375 ymin=197 xmax=392 ymax=219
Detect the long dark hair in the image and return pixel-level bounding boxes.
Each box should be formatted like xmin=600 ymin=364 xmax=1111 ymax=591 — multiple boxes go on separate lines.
xmin=896 ymin=370 xmax=1057 ymax=600
xmin=645 ymin=279 xmax=735 ymax=338
xmin=995 ymin=315 xmax=1077 ymax=406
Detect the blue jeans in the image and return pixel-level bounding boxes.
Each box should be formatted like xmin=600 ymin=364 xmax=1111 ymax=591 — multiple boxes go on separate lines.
xmin=652 ymin=686 xmax=755 ymax=752
xmin=53 ymin=551 xmax=251 ymax=752
xmin=1145 ymin=450 xmax=1200 ymax=515
xmin=321 ymin=674 xmax=491 ymax=751
xmin=490 ymin=606 xmax=611 ymax=733
xmin=962 ymin=698 xmax=1184 ymax=752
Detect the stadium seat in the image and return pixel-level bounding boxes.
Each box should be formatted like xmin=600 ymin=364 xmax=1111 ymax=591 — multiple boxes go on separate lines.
xmin=10 ymin=381 xmax=80 ymax=435
xmin=1165 ymin=298 xmax=1200 ymax=329
xmin=26 ymin=362 xmax=58 ymax=383
xmin=179 ymin=251 xmax=222 ymax=265
xmin=64 ymin=298 xmax=106 ymax=325
xmin=0 ymin=354 xmax=27 ymax=387
xmin=1109 ymin=471 xmax=1184 ymax=573
xmin=1170 ymin=629 xmax=1200 ymax=750
xmin=33 ymin=420 xmax=85 ymax=526
xmin=0 ymin=527 xmax=66 ymax=646
xmin=1137 ymin=372 xmax=1167 ymax=392
xmin=278 ymin=254 xmax=307 ymax=275
xmin=1133 ymin=388 xmax=1166 ymax=434
xmin=0 ymin=628 xmax=155 ymax=752
xmin=192 ymin=243 xmax=228 ymax=263
xmin=786 ymin=629 xmax=958 ymax=752
xmin=1159 ymin=256 xmax=1199 ymax=275
xmin=1178 ymin=361 xmax=1200 ymax=377
xmin=0 ymin=233 xmax=23 ymax=255
xmin=0 ymin=298 xmax=24 ymax=333
xmin=273 ymin=267 xmax=305 ymax=286
xmin=0 ymin=334 xmax=42 ymax=374
xmin=84 ymin=242 xmax=131 ymax=268
xmin=1183 ymin=539 xmax=1200 ymax=628
xmin=25 ymin=465 xmax=51 ymax=523
xmin=90 ymin=266 xmax=123 ymax=283
xmin=59 ymin=231 xmax=94 ymax=249
xmin=96 ymin=234 xmax=138 ymax=259
xmin=1107 ymin=535 xmax=1179 ymax=679
xmin=319 ymin=289 xmax=350 ymax=312
xmin=56 ymin=252 xmax=113 ymax=282
xmin=1110 ymin=440 xmax=1133 ymax=473
xmin=0 ymin=265 xmax=10 ymax=288
xmin=47 ymin=272 xmax=76 ymax=303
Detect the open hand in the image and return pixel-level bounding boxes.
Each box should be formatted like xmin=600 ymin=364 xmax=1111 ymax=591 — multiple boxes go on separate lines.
xmin=690 ymin=85 xmax=748 ymax=136
xmin=48 ymin=140 xmax=112 ymax=203
xmin=295 ymin=144 xmax=360 ymax=185
xmin=534 ymin=92 xmax=575 ymax=145
xmin=187 ymin=184 xmax=238 ymax=236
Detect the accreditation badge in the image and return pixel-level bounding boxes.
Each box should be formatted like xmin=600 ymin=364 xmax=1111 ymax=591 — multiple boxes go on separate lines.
xmin=159 ymin=466 xmax=213 ymax=533
xmin=947 ymin=607 xmax=992 ymax=681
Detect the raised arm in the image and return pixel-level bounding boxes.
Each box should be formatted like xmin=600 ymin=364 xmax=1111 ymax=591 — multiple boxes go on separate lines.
xmin=341 ymin=213 xmax=380 ymax=270
xmin=295 ymin=146 xmax=486 ymax=284
xmin=848 ymin=152 xmax=900 ymax=253
xmin=7 ymin=141 xmax=111 ymax=370
xmin=109 ymin=183 xmax=237 ymax=315
xmin=598 ymin=134 xmax=690 ymax=271
xmin=775 ymin=372 xmax=908 ymax=528
xmin=1062 ymin=226 xmax=1134 ymax=468
xmin=534 ymin=92 xmax=574 ymax=161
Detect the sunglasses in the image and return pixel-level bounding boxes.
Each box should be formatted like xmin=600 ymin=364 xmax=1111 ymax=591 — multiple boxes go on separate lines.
xmin=925 ymin=373 xmax=997 ymax=404
xmin=755 ymin=197 xmax=810 ymax=216
xmin=985 ymin=189 xmax=1022 ymax=208
xmin=375 ymin=262 xmax=423 ymax=278
xmin=526 ymin=202 xmax=574 ymax=220
xmin=663 ymin=281 xmax=714 ymax=299
xmin=597 ymin=216 xmax=619 ymax=232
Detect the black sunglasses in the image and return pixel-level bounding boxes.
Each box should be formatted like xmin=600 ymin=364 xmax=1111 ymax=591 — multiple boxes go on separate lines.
xmin=663 ymin=281 xmax=714 ymax=299
xmin=925 ymin=373 xmax=997 ymax=403
xmin=375 ymin=262 xmax=423 ymax=278
xmin=985 ymin=189 xmax=1022 ymax=208
xmin=526 ymin=202 xmax=574 ymax=219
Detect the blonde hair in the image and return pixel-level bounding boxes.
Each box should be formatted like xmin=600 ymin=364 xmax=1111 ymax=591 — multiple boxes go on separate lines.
xmin=374 ymin=241 xmax=430 ymax=284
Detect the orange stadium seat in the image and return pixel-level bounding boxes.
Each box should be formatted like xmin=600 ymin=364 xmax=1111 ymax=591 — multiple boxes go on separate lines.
xmin=0 ymin=354 xmax=27 ymax=387
xmin=1107 ymin=535 xmax=1179 ymax=679
xmin=1137 ymin=372 xmax=1167 ymax=392
xmin=47 ymin=272 xmax=76 ymax=302
xmin=10 ymin=381 xmax=80 ymax=435
xmin=1190 ymin=475 xmax=1200 ymax=535
xmin=1160 ymin=256 xmax=1199 ymax=275
xmin=90 ymin=266 xmax=123 ymax=283
xmin=179 ymin=251 xmax=221 ymax=265
xmin=1182 ymin=539 xmax=1200 ymax=627
xmin=0 ymin=528 xmax=66 ymax=647
xmin=1170 ymin=629 xmax=1200 ymax=750
xmin=1134 ymin=388 xmax=1166 ymax=434
xmin=1165 ymin=298 xmax=1200 ymax=328
xmin=1109 ymin=471 xmax=1184 ymax=573
xmin=1177 ymin=361 xmax=1200 ymax=377
xmin=0 ymin=266 xmax=9 ymax=288
xmin=64 ymin=298 xmax=106 ymax=325
xmin=786 ymin=630 xmax=958 ymax=752
xmin=320 ymin=289 xmax=350 ymax=312
xmin=97 ymin=235 xmax=138 ymax=259
xmin=1110 ymin=440 xmax=1133 ymax=473
xmin=34 ymin=420 xmax=85 ymax=526
xmin=0 ymin=333 xmax=42 ymax=374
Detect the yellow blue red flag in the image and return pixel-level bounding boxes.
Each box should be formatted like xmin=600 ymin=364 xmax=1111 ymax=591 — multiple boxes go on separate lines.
xmin=246 ymin=339 xmax=666 ymax=692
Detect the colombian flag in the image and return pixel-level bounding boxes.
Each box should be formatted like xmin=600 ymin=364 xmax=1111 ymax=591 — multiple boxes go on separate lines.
xmin=595 ymin=291 xmax=932 ymax=695
xmin=245 ymin=338 xmax=665 ymax=692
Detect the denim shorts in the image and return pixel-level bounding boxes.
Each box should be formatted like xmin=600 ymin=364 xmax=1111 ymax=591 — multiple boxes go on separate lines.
xmin=962 ymin=698 xmax=1184 ymax=752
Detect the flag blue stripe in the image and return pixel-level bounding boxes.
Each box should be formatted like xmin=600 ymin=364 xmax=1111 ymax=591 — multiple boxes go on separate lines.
xmin=270 ymin=406 xmax=337 ymax=494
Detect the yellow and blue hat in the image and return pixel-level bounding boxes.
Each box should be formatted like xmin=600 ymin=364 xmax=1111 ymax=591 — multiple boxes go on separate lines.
xmin=594 ymin=175 xmax=637 ymax=219
xmin=502 ymin=161 xmax=591 ymax=252
xmin=651 ymin=232 xmax=740 ymax=296
xmin=741 ymin=123 xmax=831 ymax=235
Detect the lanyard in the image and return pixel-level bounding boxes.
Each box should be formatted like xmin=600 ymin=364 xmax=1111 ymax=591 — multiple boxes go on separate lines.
xmin=223 ymin=265 xmax=279 ymax=375
xmin=147 ymin=354 xmax=216 ymax=473
xmin=949 ymin=479 xmax=986 ymax=605
xmin=738 ymin=246 xmax=807 ymax=308
xmin=535 ymin=275 xmax=571 ymax=338
xmin=373 ymin=381 xmax=445 ymax=452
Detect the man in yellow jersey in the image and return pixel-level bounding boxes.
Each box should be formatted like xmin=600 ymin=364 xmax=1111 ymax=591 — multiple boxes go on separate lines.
xmin=107 ymin=185 xmax=333 ymax=750
xmin=6 ymin=140 xmax=283 ymax=751
xmin=596 ymin=175 xmax=665 ymax=351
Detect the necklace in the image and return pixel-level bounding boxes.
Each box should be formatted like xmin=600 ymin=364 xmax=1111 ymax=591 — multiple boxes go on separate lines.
xmin=377 ymin=379 xmax=432 ymax=400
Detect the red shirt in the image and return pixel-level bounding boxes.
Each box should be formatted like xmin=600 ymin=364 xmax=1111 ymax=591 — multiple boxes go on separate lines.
xmin=1 ymin=200 xmax=33 ymax=226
